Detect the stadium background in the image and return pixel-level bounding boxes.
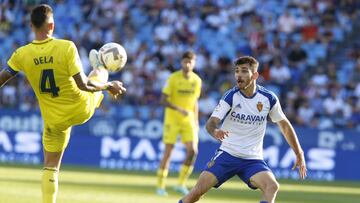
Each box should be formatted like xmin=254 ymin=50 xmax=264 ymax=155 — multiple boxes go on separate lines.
xmin=0 ymin=0 xmax=360 ymax=202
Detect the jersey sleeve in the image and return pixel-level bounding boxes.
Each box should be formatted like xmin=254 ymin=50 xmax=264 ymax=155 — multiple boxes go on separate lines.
xmin=7 ymin=50 xmax=22 ymax=72
xmin=269 ymin=99 xmax=286 ymax=122
xmin=162 ymin=76 xmax=173 ymax=95
xmin=211 ymin=100 xmax=231 ymax=120
xmin=221 ymin=88 xmax=235 ymax=106
xmin=67 ymin=42 xmax=83 ymax=76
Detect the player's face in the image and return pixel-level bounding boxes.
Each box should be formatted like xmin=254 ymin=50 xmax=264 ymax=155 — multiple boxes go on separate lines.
xmin=181 ymin=58 xmax=196 ymax=73
xmin=234 ymin=64 xmax=257 ymax=89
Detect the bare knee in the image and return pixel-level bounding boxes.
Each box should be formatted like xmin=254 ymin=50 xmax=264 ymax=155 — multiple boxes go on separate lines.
xmin=44 ymin=151 xmax=63 ymax=169
xmin=184 ymin=148 xmax=198 ymax=165
xmin=265 ymin=181 xmax=280 ymax=194
xmin=187 ymin=148 xmax=198 ymax=159
xmin=88 ymin=68 xmax=108 ymax=83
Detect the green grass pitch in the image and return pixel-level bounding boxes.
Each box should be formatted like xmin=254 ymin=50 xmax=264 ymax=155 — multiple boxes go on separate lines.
xmin=0 ymin=165 xmax=359 ymax=203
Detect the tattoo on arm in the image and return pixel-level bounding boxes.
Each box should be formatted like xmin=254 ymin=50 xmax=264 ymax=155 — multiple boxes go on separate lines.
xmin=206 ymin=117 xmax=220 ymax=137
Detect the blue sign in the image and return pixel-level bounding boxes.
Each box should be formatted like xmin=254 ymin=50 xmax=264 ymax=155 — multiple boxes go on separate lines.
xmin=0 ymin=110 xmax=359 ymax=181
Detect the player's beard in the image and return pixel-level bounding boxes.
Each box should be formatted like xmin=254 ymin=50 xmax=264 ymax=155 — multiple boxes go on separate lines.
xmin=237 ymin=77 xmax=253 ymax=90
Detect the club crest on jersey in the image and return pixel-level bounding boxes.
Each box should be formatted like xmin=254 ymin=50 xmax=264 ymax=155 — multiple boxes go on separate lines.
xmin=257 ymin=102 xmax=263 ymax=112
xmin=207 ymin=160 xmax=215 ymax=168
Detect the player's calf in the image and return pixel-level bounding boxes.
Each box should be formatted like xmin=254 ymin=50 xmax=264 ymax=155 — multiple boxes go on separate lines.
xmin=180 ymin=186 xmax=203 ymax=203
xmin=42 ymin=167 xmax=59 ymax=203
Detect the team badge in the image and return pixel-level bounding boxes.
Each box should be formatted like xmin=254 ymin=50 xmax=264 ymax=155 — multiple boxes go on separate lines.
xmin=257 ymin=101 xmax=263 ymax=112
xmin=207 ymin=160 xmax=215 ymax=168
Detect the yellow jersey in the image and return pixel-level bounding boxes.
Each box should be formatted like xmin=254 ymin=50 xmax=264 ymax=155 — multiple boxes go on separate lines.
xmin=7 ymin=37 xmax=90 ymax=124
xmin=162 ymin=70 xmax=202 ymax=124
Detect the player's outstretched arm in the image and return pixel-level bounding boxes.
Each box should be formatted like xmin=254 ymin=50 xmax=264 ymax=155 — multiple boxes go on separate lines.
xmin=73 ymin=72 xmax=126 ymax=97
xmin=206 ymin=117 xmax=229 ymax=141
xmin=277 ymin=118 xmax=307 ymax=179
xmin=0 ymin=68 xmax=17 ymax=88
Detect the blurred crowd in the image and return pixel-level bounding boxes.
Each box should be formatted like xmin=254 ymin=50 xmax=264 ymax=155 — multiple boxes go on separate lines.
xmin=0 ymin=0 xmax=359 ymax=130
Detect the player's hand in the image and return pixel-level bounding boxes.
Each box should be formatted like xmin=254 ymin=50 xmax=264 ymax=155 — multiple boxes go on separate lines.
xmin=292 ymin=151 xmax=307 ymax=179
xmin=213 ymin=129 xmax=229 ymax=141
xmin=107 ymin=81 xmax=126 ymax=99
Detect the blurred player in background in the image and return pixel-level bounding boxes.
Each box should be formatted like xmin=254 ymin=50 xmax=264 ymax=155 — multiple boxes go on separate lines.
xmin=0 ymin=4 xmax=125 ymax=203
xmin=179 ymin=56 xmax=307 ymax=203
xmin=156 ymin=51 xmax=202 ymax=196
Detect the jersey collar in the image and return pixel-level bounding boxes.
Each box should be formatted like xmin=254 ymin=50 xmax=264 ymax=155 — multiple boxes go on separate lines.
xmin=239 ymin=85 xmax=258 ymax=99
xmin=32 ymin=37 xmax=54 ymax=45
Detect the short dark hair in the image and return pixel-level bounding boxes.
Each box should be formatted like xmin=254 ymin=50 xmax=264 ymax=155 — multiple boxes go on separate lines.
xmin=182 ymin=51 xmax=196 ymax=60
xmin=234 ymin=56 xmax=259 ymax=72
xmin=31 ymin=4 xmax=53 ymax=29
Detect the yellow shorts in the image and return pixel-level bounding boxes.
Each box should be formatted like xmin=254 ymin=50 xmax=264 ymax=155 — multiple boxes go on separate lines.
xmin=42 ymin=121 xmax=73 ymax=152
xmin=43 ymin=86 xmax=104 ymax=152
xmin=162 ymin=122 xmax=198 ymax=145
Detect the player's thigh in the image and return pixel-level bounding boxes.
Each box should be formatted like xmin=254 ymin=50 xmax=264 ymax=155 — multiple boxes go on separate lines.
xmin=70 ymin=92 xmax=104 ymax=126
xmin=42 ymin=122 xmax=72 ymax=153
xmin=249 ymin=170 xmax=279 ymax=191
xmin=163 ymin=123 xmax=179 ymax=144
xmin=237 ymin=159 xmax=272 ymax=189
xmin=180 ymin=123 xmax=198 ymax=144
xmin=191 ymin=171 xmax=218 ymax=195
xmin=204 ymin=150 xmax=238 ymax=188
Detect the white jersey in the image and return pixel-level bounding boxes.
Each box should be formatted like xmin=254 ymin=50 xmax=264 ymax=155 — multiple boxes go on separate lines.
xmin=211 ymin=85 xmax=286 ymax=160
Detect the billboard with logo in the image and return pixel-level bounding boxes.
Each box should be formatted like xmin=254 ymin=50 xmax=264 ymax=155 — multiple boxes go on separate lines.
xmin=0 ymin=109 xmax=359 ymax=181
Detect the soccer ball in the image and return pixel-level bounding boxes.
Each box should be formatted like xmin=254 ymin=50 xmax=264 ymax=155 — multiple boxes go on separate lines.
xmin=99 ymin=42 xmax=127 ymax=72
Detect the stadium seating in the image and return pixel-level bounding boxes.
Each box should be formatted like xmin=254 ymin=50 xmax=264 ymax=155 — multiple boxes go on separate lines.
xmin=0 ymin=0 xmax=359 ymax=129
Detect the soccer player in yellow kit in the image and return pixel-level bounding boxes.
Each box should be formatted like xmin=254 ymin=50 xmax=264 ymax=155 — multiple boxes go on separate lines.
xmin=156 ymin=51 xmax=202 ymax=196
xmin=0 ymin=4 xmax=126 ymax=203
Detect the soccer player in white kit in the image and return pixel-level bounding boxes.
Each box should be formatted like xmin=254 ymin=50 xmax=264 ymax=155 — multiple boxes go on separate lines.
xmin=178 ymin=56 xmax=307 ymax=203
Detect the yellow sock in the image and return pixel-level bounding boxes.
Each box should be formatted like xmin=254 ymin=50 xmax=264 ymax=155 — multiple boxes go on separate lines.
xmin=42 ymin=167 xmax=58 ymax=203
xmin=157 ymin=169 xmax=169 ymax=189
xmin=178 ymin=165 xmax=193 ymax=186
